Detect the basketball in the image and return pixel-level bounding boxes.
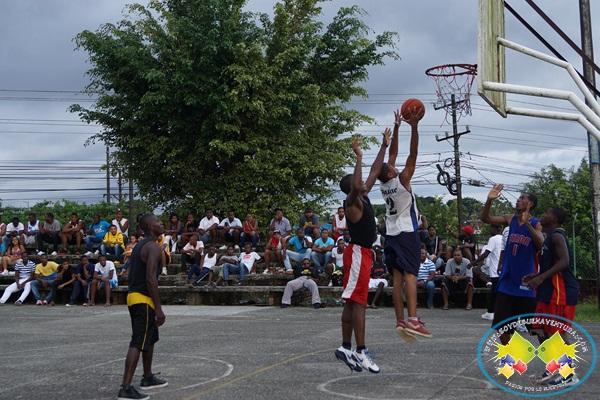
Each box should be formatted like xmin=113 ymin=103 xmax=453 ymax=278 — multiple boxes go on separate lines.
xmin=401 ymin=98 xmax=425 ymax=120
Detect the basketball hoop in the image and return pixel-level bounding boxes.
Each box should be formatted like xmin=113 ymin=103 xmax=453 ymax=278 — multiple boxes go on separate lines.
xmin=425 ymin=63 xmax=477 ymax=123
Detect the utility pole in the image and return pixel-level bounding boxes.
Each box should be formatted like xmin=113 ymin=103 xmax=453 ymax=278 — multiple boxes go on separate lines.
xmin=128 ymin=168 xmax=134 ymax=235
xmin=436 ymin=94 xmax=470 ymax=226
xmin=579 ymin=0 xmax=600 ymax=308
xmin=118 ymin=169 xmax=123 ymax=203
xmin=106 ymin=146 xmax=111 ymax=205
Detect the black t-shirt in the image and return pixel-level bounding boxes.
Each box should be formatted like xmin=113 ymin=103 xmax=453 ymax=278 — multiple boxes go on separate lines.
xmin=458 ymin=234 xmax=476 ymax=247
xmin=423 ymin=235 xmax=441 ymax=255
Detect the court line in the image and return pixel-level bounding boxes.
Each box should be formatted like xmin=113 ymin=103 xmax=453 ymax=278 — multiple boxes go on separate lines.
xmin=0 ymin=339 xmax=120 ymax=358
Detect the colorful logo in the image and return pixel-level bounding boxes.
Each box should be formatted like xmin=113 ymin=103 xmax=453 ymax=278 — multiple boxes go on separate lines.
xmin=477 ymin=313 xmax=597 ymax=398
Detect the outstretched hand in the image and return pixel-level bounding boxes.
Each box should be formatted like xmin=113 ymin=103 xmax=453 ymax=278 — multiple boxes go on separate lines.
xmin=487 ymin=184 xmax=503 ymax=201
xmin=394 ymin=109 xmax=402 ymax=127
xmin=382 ymin=128 xmax=391 ymax=147
xmin=401 ymin=107 xmax=425 ymax=128
xmin=352 ymin=138 xmax=363 ymax=157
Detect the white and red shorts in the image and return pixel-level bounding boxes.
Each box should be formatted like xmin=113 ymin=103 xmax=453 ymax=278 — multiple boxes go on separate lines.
xmin=342 ymin=243 xmax=373 ymax=306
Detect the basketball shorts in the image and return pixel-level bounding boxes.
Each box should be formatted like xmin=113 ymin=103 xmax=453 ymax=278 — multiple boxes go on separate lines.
xmin=342 ymin=244 xmax=373 ymax=306
xmin=533 ymin=302 xmax=576 ymax=334
xmin=492 ymin=291 xmax=537 ymax=331
xmin=129 ymin=303 xmax=159 ymax=351
xmin=384 ymin=232 xmax=420 ymax=276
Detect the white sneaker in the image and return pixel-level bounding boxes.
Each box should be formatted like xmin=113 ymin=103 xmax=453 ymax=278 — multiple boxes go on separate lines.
xmin=481 ymin=312 xmax=494 ymax=321
xmin=0 ymin=270 xmax=8 ymax=276
xmin=162 ymin=267 xmax=167 ymax=275
xmin=50 ymin=251 xmax=58 ymax=256
xmin=262 ymin=268 xmax=270 ymax=275
xmin=334 ymin=346 xmax=362 ymax=372
xmin=84 ymin=251 xmax=94 ymax=257
xmin=352 ymin=349 xmax=380 ymax=373
xmin=486 ymin=281 xmax=493 ymax=287
xmin=234 ymin=245 xmax=240 ymax=250
xmin=94 ymin=250 xmax=100 ymax=255
xmin=219 ymin=245 xmax=227 ymax=250
xmin=37 ymin=251 xmax=45 ymax=256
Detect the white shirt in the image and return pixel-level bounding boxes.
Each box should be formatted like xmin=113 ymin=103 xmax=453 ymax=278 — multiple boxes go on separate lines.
xmin=202 ymin=253 xmax=218 ymax=270
xmin=240 ymin=251 xmax=261 ymax=271
xmin=183 ymin=241 xmax=204 ymax=252
xmin=112 ymin=218 xmax=129 ymax=236
xmin=95 ymin=261 xmax=117 ymax=283
xmin=6 ymin=222 xmax=24 ymax=233
xmin=332 ymin=247 xmax=344 ymax=267
xmin=218 ymin=217 xmax=242 ymax=231
xmin=198 ymin=216 xmax=220 ymax=231
xmin=484 ymin=234 xmax=503 ymax=278
xmin=27 ymin=220 xmax=40 ymax=234
xmin=333 ymin=215 xmax=347 ymax=231
xmin=380 ymin=176 xmax=420 ymax=235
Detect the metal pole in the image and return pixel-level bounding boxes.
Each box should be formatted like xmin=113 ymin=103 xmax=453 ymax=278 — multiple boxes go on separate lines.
xmin=128 ymin=169 xmax=134 ymax=235
xmin=106 ymin=146 xmax=111 ymax=205
xmin=451 ymin=94 xmax=464 ymax=226
xmin=579 ymin=0 xmax=600 ymax=308
xmin=118 ymin=169 xmax=123 ymax=203
xmin=573 ymin=213 xmax=578 ymax=278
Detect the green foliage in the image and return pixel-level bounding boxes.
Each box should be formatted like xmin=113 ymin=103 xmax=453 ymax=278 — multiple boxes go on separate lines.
xmin=70 ymin=0 xmax=397 ymax=221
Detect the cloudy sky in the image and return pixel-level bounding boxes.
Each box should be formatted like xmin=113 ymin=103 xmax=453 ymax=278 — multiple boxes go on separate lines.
xmin=0 ymin=0 xmax=598 ymax=208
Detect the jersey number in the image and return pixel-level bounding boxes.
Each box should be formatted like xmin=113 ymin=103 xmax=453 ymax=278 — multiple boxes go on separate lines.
xmin=386 ymin=197 xmax=398 ymax=215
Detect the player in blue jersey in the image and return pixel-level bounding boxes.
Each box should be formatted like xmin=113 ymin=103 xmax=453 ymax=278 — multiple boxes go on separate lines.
xmin=481 ymin=184 xmax=544 ymax=344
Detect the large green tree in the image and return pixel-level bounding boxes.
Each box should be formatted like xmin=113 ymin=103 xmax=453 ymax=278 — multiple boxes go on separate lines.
xmin=71 ymin=0 xmax=397 ymax=221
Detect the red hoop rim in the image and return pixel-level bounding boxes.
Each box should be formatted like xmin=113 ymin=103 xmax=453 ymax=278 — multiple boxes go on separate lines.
xmin=425 ymin=63 xmax=477 ymax=77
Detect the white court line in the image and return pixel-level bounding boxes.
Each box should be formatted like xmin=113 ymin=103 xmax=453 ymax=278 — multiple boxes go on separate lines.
xmin=0 ymin=339 xmax=120 ymax=358
xmin=160 ymin=355 xmax=234 ymax=392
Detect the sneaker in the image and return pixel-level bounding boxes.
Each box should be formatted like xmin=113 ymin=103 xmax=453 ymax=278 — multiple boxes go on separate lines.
xmin=334 ymin=346 xmax=362 ymax=372
xmin=36 ymin=300 xmax=43 ymax=305
xmin=486 ymin=281 xmax=493 ymax=287
xmin=94 ymin=250 xmax=100 ymax=255
xmin=50 ymin=251 xmax=58 ymax=256
xmin=84 ymin=251 xmax=94 ymax=257
xmin=280 ymin=304 xmax=290 ymax=309
xmin=313 ymin=303 xmax=321 ymax=309
xmin=66 ymin=303 xmax=73 ymax=307
xmin=37 ymin=250 xmax=45 ymax=256
xmin=14 ymin=300 xmax=23 ymax=306
xmin=395 ymin=320 xmax=417 ymax=343
xmin=42 ymin=300 xmax=48 ymax=305
xmin=0 ymin=270 xmax=8 ymax=276
xmin=405 ymin=318 xmax=432 ymax=338
xmin=547 ymin=373 xmax=579 ymax=387
xmin=140 ymin=373 xmax=168 ymax=390
xmin=481 ymin=312 xmax=494 ymax=321
xmin=117 ymin=384 xmax=149 ymax=400
xmin=352 ymin=349 xmax=380 ymax=374
xmin=262 ymin=269 xmax=270 ymax=275
xmin=219 ymin=245 xmax=227 ymax=250
xmin=536 ymin=369 xmax=559 ymax=384
xmin=234 ymin=245 xmax=240 ymax=250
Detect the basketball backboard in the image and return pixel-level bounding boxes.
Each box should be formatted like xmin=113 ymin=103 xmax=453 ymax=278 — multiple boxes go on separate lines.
xmin=478 ymin=0 xmax=506 ymax=117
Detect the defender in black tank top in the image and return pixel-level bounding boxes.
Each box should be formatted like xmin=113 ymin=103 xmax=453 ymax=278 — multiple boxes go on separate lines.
xmin=345 ymin=196 xmax=376 ymax=248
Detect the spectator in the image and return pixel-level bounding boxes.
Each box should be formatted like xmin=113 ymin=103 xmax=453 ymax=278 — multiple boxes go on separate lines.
xmin=85 ymin=215 xmax=110 ymax=255
xmin=332 ymin=207 xmax=347 ymax=241
xmin=31 ymin=254 xmax=59 ymax=305
xmin=4 ymin=216 xmax=25 ymax=249
xmin=223 ymin=242 xmax=262 ymax=284
xmin=181 ymin=234 xmax=203 ymax=272
xmin=241 ymin=214 xmax=259 ymax=248
xmin=57 ymin=260 xmax=74 ymax=299
xmin=417 ymin=248 xmax=437 ymax=309
xmin=218 ymin=210 xmax=243 ymax=247
xmin=299 ymin=208 xmax=320 ymax=239
xmin=329 ymin=238 xmax=345 ymax=287
xmin=112 ymin=208 xmax=129 ymax=240
xmin=67 ymin=255 xmax=93 ymax=306
xmin=368 ymin=248 xmax=389 ymax=309
xmin=197 ymin=209 xmax=219 ymax=244
xmin=186 ymin=245 xmax=216 ymax=286
xmin=212 ymin=245 xmax=239 ymax=286
xmin=102 ymin=225 xmax=125 ymax=260
xmin=0 ymin=215 xmax=6 ymax=254
xmin=180 ymin=213 xmax=198 ymax=246
xmin=442 ymin=249 xmax=474 ymax=310
xmin=458 ymin=225 xmax=477 ymax=262
xmin=120 ymin=235 xmax=139 ymax=277
xmin=280 ymin=259 xmax=322 ymax=309
xmin=310 ymin=228 xmax=334 ymax=274
xmin=89 ymin=254 xmax=118 ymax=306
xmin=157 ymin=231 xmax=171 ymax=276
xmin=474 ymin=224 xmax=504 ymax=321
xmin=163 ymin=213 xmax=183 ymax=253
xmin=202 ymin=246 xmax=221 ymax=285
xmin=283 ymin=228 xmax=313 ymax=274
xmin=61 ymin=213 xmax=83 ymax=254
xmin=1 ymin=236 xmax=26 ymax=274
xmin=0 ymin=253 xmax=35 ymax=305
xmin=342 ymin=230 xmax=351 ymax=244
xmin=24 ymin=213 xmax=40 ymax=248
xmin=37 ymin=213 xmax=61 ymax=255
xmin=263 ymin=230 xmax=283 ymax=274
xmin=268 ymin=208 xmax=291 ymax=238
xmin=422 ymin=226 xmax=443 ymax=263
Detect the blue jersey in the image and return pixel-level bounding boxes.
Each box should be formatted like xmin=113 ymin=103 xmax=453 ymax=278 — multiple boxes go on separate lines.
xmin=497 ymin=215 xmax=539 ymax=298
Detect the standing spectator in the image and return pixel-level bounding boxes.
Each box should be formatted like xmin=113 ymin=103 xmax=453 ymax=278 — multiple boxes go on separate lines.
xmin=223 ymin=242 xmax=262 ymax=284
xmin=67 ymin=255 xmax=93 ymax=306
xmin=112 ymin=208 xmax=129 ymax=240
xmin=263 ymin=230 xmax=283 ymax=274
xmin=283 ymin=228 xmax=313 ymax=273
xmin=368 ymin=248 xmax=389 ymax=309
xmin=0 ymin=254 xmax=35 ymax=305
xmin=197 ymin=209 xmax=219 ymax=244
xmin=442 ymin=249 xmax=473 ymax=310
xmin=61 ymin=213 xmax=83 ymax=254
xmin=416 ymin=248 xmax=437 ymax=309
xmin=85 ymin=215 xmax=110 ymax=255
xmin=218 ymin=210 xmax=243 ymax=247
xmin=310 ymin=229 xmax=334 ymax=274
xmin=474 ymin=225 xmax=504 ymax=321
xmin=268 ymin=208 xmax=291 ymax=238
xmin=89 ymin=254 xmax=118 ymax=306
xmin=0 ymin=215 xmax=6 ymax=254
xmin=101 ymin=225 xmax=125 ymax=260
xmin=332 ymin=207 xmax=347 ymax=241
xmin=241 ymin=214 xmax=259 ymax=248
xmin=31 ymin=255 xmax=59 ymax=305
xmin=37 ymin=213 xmax=61 ymax=255
xmin=24 ymin=213 xmax=40 ymax=248
xmin=4 ymin=216 xmax=25 ymax=248
xmin=212 ymin=245 xmax=239 ymax=286
xmin=120 ymin=235 xmax=139 ymax=277
xmin=181 ymin=234 xmax=203 ymax=271
xmin=163 ymin=213 xmax=183 ymax=253
xmin=299 ymin=208 xmax=320 ymax=239
xmin=280 ymin=259 xmax=322 ymax=309
xmin=422 ymin=226 xmax=443 ymax=263
xmin=180 ymin=213 xmax=197 ymax=246
xmin=1 ymin=236 xmax=26 ymax=274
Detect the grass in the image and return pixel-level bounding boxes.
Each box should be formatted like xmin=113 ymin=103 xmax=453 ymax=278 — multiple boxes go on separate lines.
xmin=575 ymin=302 xmax=600 ymax=323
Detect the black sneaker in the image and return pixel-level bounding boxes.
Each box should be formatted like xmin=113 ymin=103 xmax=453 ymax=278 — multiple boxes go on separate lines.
xmin=313 ymin=303 xmax=322 ymax=309
xmin=140 ymin=373 xmax=168 ymax=390
xmin=117 ymin=385 xmax=149 ymax=400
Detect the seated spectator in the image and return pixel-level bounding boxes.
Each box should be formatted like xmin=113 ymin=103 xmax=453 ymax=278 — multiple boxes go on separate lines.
xmin=223 ymin=242 xmax=262 ymax=284
xmin=268 ymin=208 xmax=291 ymax=238
xmin=263 ymin=230 xmax=284 ymax=274
xmin=0 ymin=253 xmax=35 ymax=305
xmin=180 ymin=213 xmax=198 ymax=246
xmin=283 ymin=228 xmax=313 ymax=274
xmin=85 ymin=215 xmax=110 ymax=255
xmin=31 ymin=254 xmax=59 ymax=305
xmin=37 ymin=213 xmax=61 ymax=255
xmin=422 ymin=226 xmax=443 ymax=263
xmin=417 ymin=248 xmax=437 ymax=309
xmin=119 ymin=235 xmax=139 ymax=277
xmin=281 ymin=259 xmax=321 ymax=309
xmin=112 ymin=208 xmax=129 ymax=241
xmin=442 ymin=249 xmax=474 ymax=310
xmin=457 ymin=225 xmax=477 ymax=262
xmin=101 ymin=225 xmax=125 ymax=261
xmin=203 ymin=246 xmax=221 ymax=285
xmin=198 ymin=209 xmax=219 ymax=244
xmin=24 ymin=213 xmax=40 ymax=248
xmin=329 ymin=238 xmax=345 ymax=287
xmin=163 ymin=213 xmax=182 ymax=253
xmin=186 ymin=245 xmax=217 ymax=285
xmin=89 ymin=254 xmax=118 ymax=306
xmin=240 ymin=214 xmax=259 ymax=248
xmin=212 ymin=245 xmax=239 ymax=286
xmin=182 ymin=234 xmax=203 ymax=272
xmin=4 ymin=216 xmax=25 ymax=249
xmin=342 ymin=230 xmax=351 ymax=244
xmin=67 ymin=255 xmax=93 ymax=306
xmin=57 ymin=259 xmax=74 ymax=297
xmin=157 ymin=231 xmax=171 ymax=275
xmin=0 ymin=215 xmax=6 ymax=254
xmin=368 ymin=247 xmax=388 ymax=309
xmin=1 ymin=236 xmax=26 ymax=274
xmin=218 ymin=210 xmax=242 ymax=247
xmin=299 ymin=208 xmax=320 ymax=239
xmin=332 ymin=207 xmax=347 ymax=241
xmin=61 ymin=213 xmax=83 ymax=254
xmin=310 ymin=229 xmax=334 ymax=274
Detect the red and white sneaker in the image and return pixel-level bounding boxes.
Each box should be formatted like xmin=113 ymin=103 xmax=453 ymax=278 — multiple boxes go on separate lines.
xmin=395 ymin=320 xmax=416 ymax=343
xmin=36 ymin=300 xmax=43 ymax=305
xmin=42 ymin=300 xmax=48 ymax=305
xmin=405 ymin=318 xmax=432 ymax=338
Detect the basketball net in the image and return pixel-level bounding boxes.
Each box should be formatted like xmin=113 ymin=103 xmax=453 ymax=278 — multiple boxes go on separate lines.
xmin=425 ymin=64 xmax=477 ymax=124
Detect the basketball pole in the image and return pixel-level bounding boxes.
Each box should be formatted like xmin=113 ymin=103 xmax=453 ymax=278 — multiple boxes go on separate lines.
xmin=579 ymin=0 xmax=600 ymax=309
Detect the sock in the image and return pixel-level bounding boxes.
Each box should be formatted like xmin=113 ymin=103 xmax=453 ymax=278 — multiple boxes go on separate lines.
xmin=356 ymin=345 xmax=366 ymax=353
xmin=408 ymin=316 xmax=419 ymax=323
xmin=342 ymin=342 xmax=351 ymax=350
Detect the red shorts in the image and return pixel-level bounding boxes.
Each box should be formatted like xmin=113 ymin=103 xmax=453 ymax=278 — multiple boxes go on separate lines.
xmin=342 ymin=244 xmax=373 ymax=306
xmin=534 ymin=302 xmax=576 ymax=334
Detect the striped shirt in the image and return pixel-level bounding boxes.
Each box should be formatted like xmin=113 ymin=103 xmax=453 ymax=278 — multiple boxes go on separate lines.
xmin=15 ymin=260 xmax=36 ymax=280
xmin=417 ymin=259 xmax=436 ymax=281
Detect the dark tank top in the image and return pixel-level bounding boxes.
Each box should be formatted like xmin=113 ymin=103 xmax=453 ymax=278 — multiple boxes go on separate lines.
xmin=345 ymin=195 xmax=377 ymax=248
xmin=128 ymin=238 xmax=155 ymax=296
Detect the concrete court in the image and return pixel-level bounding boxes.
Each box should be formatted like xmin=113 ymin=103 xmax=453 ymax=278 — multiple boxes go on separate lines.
xmin=0 ymin=305 xmax=598 ymax=400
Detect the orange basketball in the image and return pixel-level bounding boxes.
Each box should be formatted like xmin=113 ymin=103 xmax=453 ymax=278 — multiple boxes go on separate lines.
xmin=401 ymin=98 xmax=425 ymax=120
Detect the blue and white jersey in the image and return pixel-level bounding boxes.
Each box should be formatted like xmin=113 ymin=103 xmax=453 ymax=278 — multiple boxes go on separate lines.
xmin=380 ymin=176 xmax=419 ymax=236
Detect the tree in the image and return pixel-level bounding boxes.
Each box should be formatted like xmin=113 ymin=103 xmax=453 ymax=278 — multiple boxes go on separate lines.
xmin=71 ymin=0 xmax=397 ymax=222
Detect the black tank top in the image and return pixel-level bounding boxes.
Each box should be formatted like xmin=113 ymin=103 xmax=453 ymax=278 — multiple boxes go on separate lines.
xmin=128 ymin=238 xmax=154 ymax=296
xmin=345 ymin=195 xmax=377 ymax=248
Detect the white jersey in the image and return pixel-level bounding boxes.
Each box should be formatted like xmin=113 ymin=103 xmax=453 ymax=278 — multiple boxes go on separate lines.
xmin=380 ymin=176 xmax=419 ymax=236
xmin=333 ymin=215 xmax=347 ymax=231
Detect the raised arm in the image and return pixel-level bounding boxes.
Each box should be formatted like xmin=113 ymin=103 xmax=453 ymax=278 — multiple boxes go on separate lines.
xmin=365 ymin=129 xmax=391 ymax=191
xmin=399 ymin=109 xmax=424 ymax=188
xmin=388 ymin=110 xmax=402 ymax=168
xmin=346 ymin=138 xmax=365 ymax=223
xmin=481 ymin=184 xmax=512 ymax=225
